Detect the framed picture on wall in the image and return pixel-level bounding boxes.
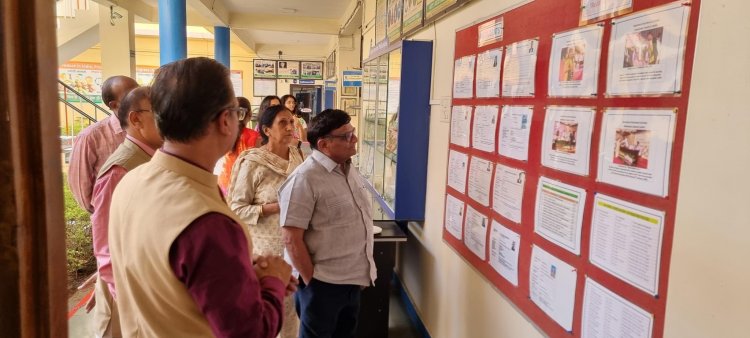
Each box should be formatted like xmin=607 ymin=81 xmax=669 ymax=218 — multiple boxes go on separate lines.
xmin=342 ymin=86 xmax=358 ymax=96
xmin=301 ymin=61 xmax=324 ymax=80
xmin=253 ymin=59 xmax=277 ymax=78
xmin=341 ymin=98 xmax=358 ymax=115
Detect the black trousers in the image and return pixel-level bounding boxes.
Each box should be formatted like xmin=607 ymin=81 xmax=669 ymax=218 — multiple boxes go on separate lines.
xmin=295 ymin=278 xmax=362 ymax=338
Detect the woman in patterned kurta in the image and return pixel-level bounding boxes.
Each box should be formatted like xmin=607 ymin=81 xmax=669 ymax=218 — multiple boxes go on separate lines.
xmin=227 ymin=104 xmax=303 ymax=338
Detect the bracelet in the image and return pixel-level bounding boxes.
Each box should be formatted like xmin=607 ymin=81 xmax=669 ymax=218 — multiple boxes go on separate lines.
xmin=259 ymin=204 xmax=265 ymax=217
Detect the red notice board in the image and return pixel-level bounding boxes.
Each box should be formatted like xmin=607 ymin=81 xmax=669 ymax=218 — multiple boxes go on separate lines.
xmin=442 ymin=1 xmax=700 ymax=337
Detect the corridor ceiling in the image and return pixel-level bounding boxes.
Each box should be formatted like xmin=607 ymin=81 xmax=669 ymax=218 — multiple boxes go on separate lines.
xmin=95 ymin=0 xmax=360 ymax=59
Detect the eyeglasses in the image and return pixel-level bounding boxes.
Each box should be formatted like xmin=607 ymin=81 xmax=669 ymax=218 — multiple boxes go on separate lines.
xmin=227 ymin=107 xmax=248 ymax=121
xmin=325 ymin=128 xmax=357 ymax=142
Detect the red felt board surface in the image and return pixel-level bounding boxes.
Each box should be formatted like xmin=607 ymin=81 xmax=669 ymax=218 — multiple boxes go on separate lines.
xmin=442 ymin=1 xmax=701 ymax=337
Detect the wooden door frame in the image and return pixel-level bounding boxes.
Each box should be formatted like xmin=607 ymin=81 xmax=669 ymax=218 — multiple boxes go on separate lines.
xmin=1 ymin=0 xmax=68 ymax=336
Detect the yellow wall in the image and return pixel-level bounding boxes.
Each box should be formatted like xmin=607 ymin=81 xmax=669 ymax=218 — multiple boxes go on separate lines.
xmin=70 ymin=36 xmax=256 ymax=98
xmin=363 ymin=0 xmax=750 ymax=337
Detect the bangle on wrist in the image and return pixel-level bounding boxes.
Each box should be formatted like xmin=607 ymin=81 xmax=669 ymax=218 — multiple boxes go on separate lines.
xmin=259 ymin=204 xmax=265 ymax=217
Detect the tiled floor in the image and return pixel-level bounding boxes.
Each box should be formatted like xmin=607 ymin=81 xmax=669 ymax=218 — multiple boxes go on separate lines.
xmin=68 ymin=284 xmax=422 ymax=338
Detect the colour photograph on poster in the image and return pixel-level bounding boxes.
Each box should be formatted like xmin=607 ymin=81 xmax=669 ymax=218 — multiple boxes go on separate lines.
xmin=502 ymin=38 xmax=538 ymax=97
xmin=548 ymin=25 xmax=603 ymax=97
xmin=476 ymin=48 xmax=502 ymax=98
xmin=579 ymin=0 xmax=633 ymax=25
xmin=541 ymin=106 xmax=595 ymax=176
xmin=598 ymin=108 xmax=676 ymax=196
xmin=253 ymin=59 xmax=277 ymax=78
xmin=453 ymin=55 xmax=476 ymax=98
xmin=445 ymin=193 xmax=465 ymax=240
xmin=606 ymin=1 xmax=690 ymax=96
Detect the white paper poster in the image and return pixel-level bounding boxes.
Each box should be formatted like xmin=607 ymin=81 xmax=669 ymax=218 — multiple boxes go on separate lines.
xmin=502 ymin=38 xmax=538 ymax=97
xmin=447 ymin=150 xmax=469 ymax=193
xmin=530 ymin=246 xmax=577 ymax=331
xmin=478 ymin=17 xmax=504 ymax=47
xmin=476 ymin=48 xmax=503 ymax=98
xmin=490 ymin=221 xmax=520 ymax=286
xmin=598 ymin=108 xmax=676 ymax=197
xmin=590 ymin=194 xmax=665 ymax=295
xmin=472 ymin=106 xmax=499 ymax=152
xmin=468 ymin=156 xmax=493 ymax=207
xmin=580 ymin=0 xmax=633 ymax=24
xmin=450 ymin=106 xmax=473 ymax=147
xmin=464 ymin=205 xmax=489 ymax=260
xmin=535 ymin=177 xmax=587 ymax=254
xmin=541 ymin=106 xmax=595 ymax=176
xmin=498 ymin=106 xmax=533 ymax=161
xmin=453 ymin=55 xmax=476 ymax=98
xmin=444 ymin=194 xmax=465 ymax=240
xmin=492 ymin=164 xmax=525 ymax=224
xmin=548 ymin=25 xmax=604 ymax=97
xmin=606 ymin=2 xmax=691 ymax=96
xmin=582 ymin=278 xmax=654 ymax=338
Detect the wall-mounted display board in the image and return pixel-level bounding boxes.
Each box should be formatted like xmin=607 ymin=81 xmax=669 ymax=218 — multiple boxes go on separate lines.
xmin=253 ymin=78 xmax=276 ymax=97
xmin=442 ymin=1 xmax=699 ymax=337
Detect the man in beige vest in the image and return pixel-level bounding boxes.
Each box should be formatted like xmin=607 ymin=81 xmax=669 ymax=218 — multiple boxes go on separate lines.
xmin=90 ymin=86 xmax=162 ymax=338
xmin=108 ymin=57 xmax=293 ymax=338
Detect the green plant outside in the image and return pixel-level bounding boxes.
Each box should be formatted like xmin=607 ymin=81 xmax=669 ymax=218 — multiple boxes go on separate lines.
xmin=62 ymin=173 xmax=95 ymax=283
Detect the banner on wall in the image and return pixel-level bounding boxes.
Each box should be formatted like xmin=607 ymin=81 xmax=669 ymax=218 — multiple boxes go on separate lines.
xmin=402 ymin=0 xmax=424 ymax=33
xmin=58 ymin=62 xmax=104 ymax=103
xmin=425 ymin=0 xmax=458 ymax=19
xmin=387 ymin=0 xmax=403 ymax=42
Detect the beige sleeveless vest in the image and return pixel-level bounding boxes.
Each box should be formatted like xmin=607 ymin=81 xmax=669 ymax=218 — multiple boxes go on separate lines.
xmin=108 ymin=151 xmax=253 ymax=337
xmin=97 ymin=138 xmax=151 ymax=179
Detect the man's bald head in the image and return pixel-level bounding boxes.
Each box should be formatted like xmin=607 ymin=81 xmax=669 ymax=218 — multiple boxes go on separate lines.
xmin=102 ymin=76 xmax=139 ymax=111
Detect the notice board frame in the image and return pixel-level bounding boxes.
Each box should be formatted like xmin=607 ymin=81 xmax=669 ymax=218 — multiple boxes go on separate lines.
xmin=441 ymin=1 xmax=701 ymax=337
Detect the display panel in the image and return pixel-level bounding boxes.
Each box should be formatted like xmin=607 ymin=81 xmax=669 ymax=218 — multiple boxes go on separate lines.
xmin=442 ymin=1 xmax=699 ymax=337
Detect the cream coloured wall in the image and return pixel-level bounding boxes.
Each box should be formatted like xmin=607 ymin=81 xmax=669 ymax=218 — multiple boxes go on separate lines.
xmin=664 ymin=1 xmax=750 ymax=337
xmin=364 ymin=0 xmax=750 ymax=337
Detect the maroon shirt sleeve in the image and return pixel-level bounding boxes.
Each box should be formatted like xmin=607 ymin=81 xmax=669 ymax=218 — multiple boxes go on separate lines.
xmin=169 ymin=212 xmax=286 ymax=338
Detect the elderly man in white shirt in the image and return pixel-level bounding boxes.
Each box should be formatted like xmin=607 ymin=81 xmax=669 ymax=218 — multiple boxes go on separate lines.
xmin=279 ymin=109 xmax=377 ymax=338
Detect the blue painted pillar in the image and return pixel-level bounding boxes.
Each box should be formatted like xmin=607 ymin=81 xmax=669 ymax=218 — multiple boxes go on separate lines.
xmin=214 ymin=26 xmax=230 ymax=68
xmin=158 ymin=0 xmax=187 ymax=65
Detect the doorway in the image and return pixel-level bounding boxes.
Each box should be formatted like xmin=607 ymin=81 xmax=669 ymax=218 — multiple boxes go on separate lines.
xmin=290 ymin=84 xmax=322 ymax=122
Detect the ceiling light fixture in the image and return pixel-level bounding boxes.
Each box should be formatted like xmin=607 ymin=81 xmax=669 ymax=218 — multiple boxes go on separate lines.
xmin=281 ymin=8 xmax=298 ymax=14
